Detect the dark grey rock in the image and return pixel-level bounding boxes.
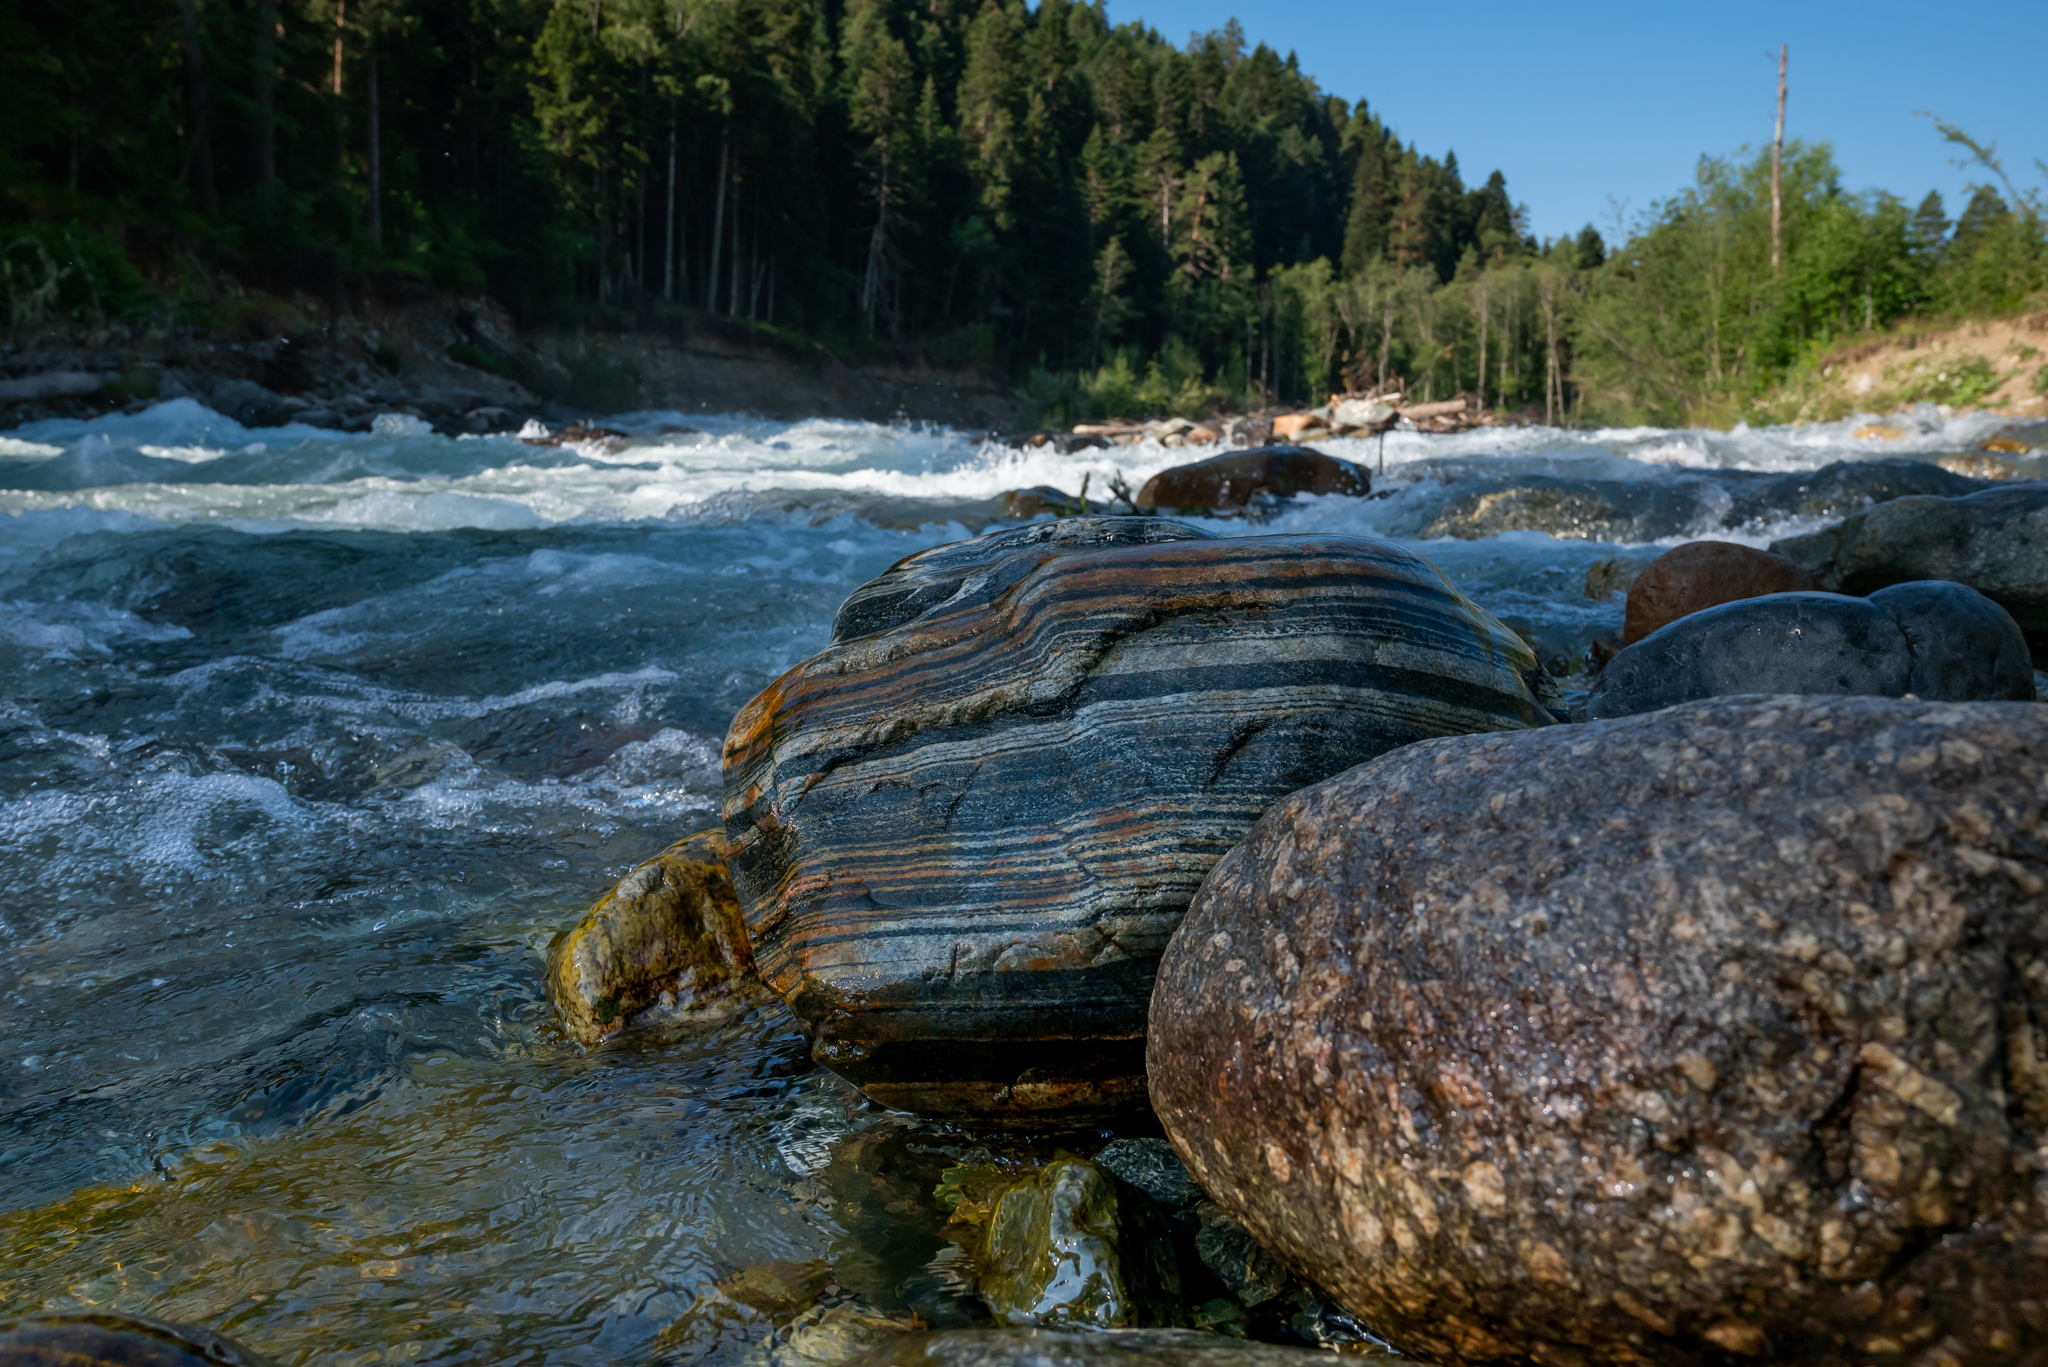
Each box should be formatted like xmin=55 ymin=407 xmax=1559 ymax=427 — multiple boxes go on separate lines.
xmin=1149 ymin=695 xmax=2048 ymax=1366
xmin=0 ymin=1312 xmax=275 ymax=1366
xmin=209 ymin=378 xmax=293 ymax=428
xmin=1771 ymin=482 xmax=2048 ymax=661
xmin=1722 ymin=456 xmax=1984 ymax=527
xmin=846 ymin=1328 xmax=1348 ymax=1365
xmin=1587 ymin=582 xmax=2036 ymax=720
xmin=1092 ymin=1138 xmax=1202 ymax=1210
xmin=1193 ymin=1201 xmax=1290 ymax=1308
xmin=1868 ymin=579 xmax=2036 ymax=701
xmin=1585 ymin=590 xmax=1910 ymax=720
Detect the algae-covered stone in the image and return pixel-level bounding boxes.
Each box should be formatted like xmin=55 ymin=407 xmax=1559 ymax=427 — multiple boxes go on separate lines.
xmin=977 ymin=1160 xmax=1181 ymax=1329
xmin=0 ymin=1313 xmax=275 ymax=1367
xmin=544 ymin=830 xmax=764 ymax=1046
xmin=720 ymin=1259 xmax=835 ymax=1317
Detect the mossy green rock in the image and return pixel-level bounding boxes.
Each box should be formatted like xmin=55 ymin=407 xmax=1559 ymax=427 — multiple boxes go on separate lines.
xmin=0 ymin=1313 xmax=275 ymax=1366
xmin=544 ymin=830 xmax=765 ymax=1046
xmin=977 ymin=1160 xmax=1180 ymax=1329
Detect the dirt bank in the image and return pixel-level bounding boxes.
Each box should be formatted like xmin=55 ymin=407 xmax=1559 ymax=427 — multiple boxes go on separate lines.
xmin=0 ymin=289 xmax=1017 ymax=431
xmin=1799 ymin=310 xmax=2048 ymax=421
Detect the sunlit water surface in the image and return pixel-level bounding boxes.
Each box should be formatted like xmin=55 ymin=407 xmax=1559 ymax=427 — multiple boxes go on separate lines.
xmin=0 ymin=399 xmax=2015 ymax=1362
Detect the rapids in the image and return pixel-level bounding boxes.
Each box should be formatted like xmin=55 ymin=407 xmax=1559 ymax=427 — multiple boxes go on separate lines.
xmin=0 ymin=398 xmax=2015 ymax=1363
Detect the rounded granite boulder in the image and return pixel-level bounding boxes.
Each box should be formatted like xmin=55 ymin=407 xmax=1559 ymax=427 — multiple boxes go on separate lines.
xmin=1149 ymin=695 xmax=2048 ymax=1366
xmin=1587 ymin=583 xmax=2034 ymax=720
xmin=721 ymin=516 xmax=1558 ymax=1125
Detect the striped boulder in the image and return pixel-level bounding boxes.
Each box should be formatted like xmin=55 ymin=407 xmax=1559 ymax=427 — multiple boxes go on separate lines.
xmin=721 ymin=517 xmax=1556 ymax=1126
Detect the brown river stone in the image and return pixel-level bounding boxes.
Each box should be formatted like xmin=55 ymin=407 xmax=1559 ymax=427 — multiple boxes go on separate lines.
xmin=1150 ymin=695 xmax=2048 ymax=1366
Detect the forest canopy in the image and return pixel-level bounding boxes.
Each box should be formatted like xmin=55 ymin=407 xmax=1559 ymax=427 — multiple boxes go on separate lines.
xmin=4 ymin=0 xmax=2044 ymax=425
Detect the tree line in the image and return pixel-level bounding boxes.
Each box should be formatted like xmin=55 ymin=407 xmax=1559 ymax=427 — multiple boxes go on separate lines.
xmin=3 ymin=0 xmax=2044 ymax=425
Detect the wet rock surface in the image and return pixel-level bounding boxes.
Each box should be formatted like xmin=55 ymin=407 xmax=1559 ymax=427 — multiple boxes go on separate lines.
xmin=1586 ymin=584 xmax=2033 ymax=720
xmin=1772 ymin=482 xmax=2048 ymax=659
xmin=1721 ymin=456 xmax=1983 ymax=526
xmin=721 ymin=516 xmax=1557 ymax=1125
xmin=1870 ymin=579 xmax=2038 ymax=701
xmin=845 ymin=1327 xmax=1348 ymax=1365
xmin=1620 ymin=540 xmax=1818 ymax=644
xmin=1150 ymin=695 xmax=2048 ymax=1366
xmin=975 ymin=1160 xmax=1182 ymax=1328
xmin=0 ymin=1313 xmax=275 ymax=1366
xmin=543 ymin=830 xmax=765 ymax=1046
xmin=1134 ymin=446 xmax=1369 ymax=515
xmin=1380 ymin=456 xmax=1995 ymax=545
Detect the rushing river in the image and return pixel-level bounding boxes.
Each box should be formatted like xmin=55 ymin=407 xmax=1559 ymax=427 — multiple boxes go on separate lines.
xmin=0 ymin=398 xmax=2021 ymax=1363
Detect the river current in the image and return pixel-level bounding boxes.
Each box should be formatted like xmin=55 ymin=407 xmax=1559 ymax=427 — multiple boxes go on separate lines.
xmin=0 ymin=399 xmax=2018 ymax=1362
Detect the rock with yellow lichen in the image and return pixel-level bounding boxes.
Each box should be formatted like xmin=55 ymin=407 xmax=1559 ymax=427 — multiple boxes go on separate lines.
xmin=545 ymin=830 xmax=767 ymax=1046
xmin=1151 ymin=694 xmax=2048 ymax=1366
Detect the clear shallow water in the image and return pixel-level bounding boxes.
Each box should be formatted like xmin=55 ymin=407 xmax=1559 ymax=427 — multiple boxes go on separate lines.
xmin=0 ymin=399 xmax=2010 ymax=1362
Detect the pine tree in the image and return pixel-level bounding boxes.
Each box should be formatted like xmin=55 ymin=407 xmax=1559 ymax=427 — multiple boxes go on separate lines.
xmin=1340 ymin=115 xmax=1391 ymax=276
xmin=1907 ymin=190 xmax=1950 ymax=260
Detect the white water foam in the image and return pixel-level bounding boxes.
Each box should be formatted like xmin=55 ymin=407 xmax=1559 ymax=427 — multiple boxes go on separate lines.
xmin=0 ymin=398 xmax=2013 ymax=535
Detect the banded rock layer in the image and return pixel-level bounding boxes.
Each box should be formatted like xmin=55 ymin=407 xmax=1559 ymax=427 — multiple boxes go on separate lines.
xmin=721 ymin=517 xmax=1556 ymax=1124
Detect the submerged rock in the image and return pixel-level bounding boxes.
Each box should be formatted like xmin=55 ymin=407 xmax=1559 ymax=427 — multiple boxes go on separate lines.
xmin=209 ymin=378 xmax=294 ymax=428
xmin=1771 ymin=482 xmax=2048 ymax=660
xmin=543 ymin=830 xmax=764 ymax=1046
xmin=846 ymin=1327 xmax=1348 ymax=1365
xmin=1420 ymin=476 xmax=1717 ymax=542
xmin=0 ymin=1313 xmax=275 ymax=1367
xmin=1620 ymin=539 xmax=1817 ymax=644
xmin=1586 ymin=584 xmax=2033 ymax=720
xmin=1135 ymin=446 xmax=1367 ymax=514
xmin=1721 ymin=456 xmax=1983 ymax=527
xmin=977 ymin=1159 xmax=1182 ymax=1328
xmin=721 ymin=517 xmax=1557 ymax=1124
xmin=1149 ymin=695 xmax=2048 ymax=1367
xmin=994 ymin=486 xmax=1082 ymax=519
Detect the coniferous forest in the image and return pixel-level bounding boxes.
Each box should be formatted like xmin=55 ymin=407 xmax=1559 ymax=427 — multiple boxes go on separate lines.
xmin=4 ymin=0 xmax=2045 ymax=426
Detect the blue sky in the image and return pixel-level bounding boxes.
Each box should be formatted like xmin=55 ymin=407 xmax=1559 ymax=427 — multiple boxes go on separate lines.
xmin=1103 ymin=0 xmax=2048 ymax=245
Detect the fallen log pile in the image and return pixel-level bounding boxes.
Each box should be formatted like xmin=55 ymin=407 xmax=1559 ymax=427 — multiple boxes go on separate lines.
xmin=1003 ymin=392 xmax=1514 ymax=450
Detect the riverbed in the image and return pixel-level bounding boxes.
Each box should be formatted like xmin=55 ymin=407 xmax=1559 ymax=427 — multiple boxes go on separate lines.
xmin=0 ymin=399 xmax=2017 ymax=1363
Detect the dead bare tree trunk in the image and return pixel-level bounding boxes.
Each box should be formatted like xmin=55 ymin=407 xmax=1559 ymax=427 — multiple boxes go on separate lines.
xmin=861 ymin=148 xmax=889 ymax=333
xmin=252 ymin=0 xmax=277 ymax=197
xmin=332 ymin=0 xmax=345 ymax=94
xmin=705 ymin=130 xmax=728 ymax=310
xmin=366 ymin=47 xmax=382 ymax=242
xmin=728 ymin=165 xmax=741 ymax=317
xmin=1771 ymin=44 xmax=1786 ymax=274
xmin=180 ymin=0 xmax=218 ymax=216
xmin=1475 ymin=286 xmax=1489 ymax=410
xmin=663 ymin=102 xmax=677 ymax=302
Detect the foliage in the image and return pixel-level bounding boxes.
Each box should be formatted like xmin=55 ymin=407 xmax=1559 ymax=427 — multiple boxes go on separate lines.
xmin=1 ymin=0 xmax=2042 ymax=428
xmin=1877 ymin=350 xmax=2006 ymax=408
